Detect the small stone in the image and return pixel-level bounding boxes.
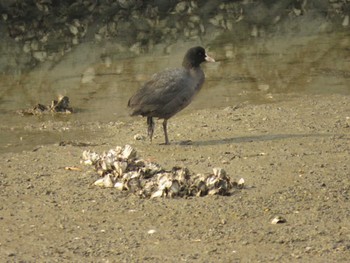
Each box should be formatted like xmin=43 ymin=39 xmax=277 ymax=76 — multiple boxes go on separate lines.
xmin=134 ymin=134 xmax=145 ymax=141
xmin=148 ymin=229 xmax=156 ymax=234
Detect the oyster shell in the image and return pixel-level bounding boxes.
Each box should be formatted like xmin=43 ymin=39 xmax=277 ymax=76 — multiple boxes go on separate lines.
xmin=83 ymin=145 xmax=245 ymax=198
xmin=94 ymin=174 xmax=114 ymax=188
xmin=82 ymin=150 xmax=99 ymax=165
xmin=208 ymin=188 xmax=220 ymax=195
xmin=68 ymin=24 xmax=79 ymax=35
xmin=173 ymin=166 xmax=190 ymax=183
xmin=150 ymin=189 xmax=164 ymax=199
xmin=271 ymin=216 xmax=287 ymax=224
xmin=206 ymin=175 xmax=218 ymax=189
xmin=196 ymin=181 xmax=208 ymax=196
xmin=114 ymin=181 xmax=124 ymax=191
xmin=157 ymin=173 xmax=173 ymax=190
xmin=125 ymin=178 xmax=141 ymax=192
xmin=140 ymin=181 xmax=157 ymax=197
xmin=141 ymin=162 xmax=163 ymax=178
xmin=237 ymin=178 xmax=245 ymax=188
xmin=121 ymin=144 xmax=136 ymax=159
xmin=169 ymin=180 xmax=180 ymax=197
xmin=122 ymin=171 xmax=139 ymax=180
xmin=174 ymin=2 xmax=187 ymax=13
xmin=213 ymin=167 xmax=227 ymax=177
xmin=113 ymin=161 xmax=128 ymax=176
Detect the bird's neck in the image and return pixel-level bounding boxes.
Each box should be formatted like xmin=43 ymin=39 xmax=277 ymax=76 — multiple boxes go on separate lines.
xmin=182 ymin=61 xmax=199 ymax=69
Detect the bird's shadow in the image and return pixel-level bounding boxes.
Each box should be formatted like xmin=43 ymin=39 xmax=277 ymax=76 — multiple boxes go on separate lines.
xmin=176 ymin=133 xmax=339 ymax=147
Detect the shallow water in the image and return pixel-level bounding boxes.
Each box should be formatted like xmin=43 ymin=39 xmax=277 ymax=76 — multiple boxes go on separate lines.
xmin=0 ymin=32 xmax=349 ymax=153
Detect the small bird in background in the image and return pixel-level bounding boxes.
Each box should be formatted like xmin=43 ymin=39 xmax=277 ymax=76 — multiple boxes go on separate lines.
xmin=128 ymin=46 xmax=215 ymax=145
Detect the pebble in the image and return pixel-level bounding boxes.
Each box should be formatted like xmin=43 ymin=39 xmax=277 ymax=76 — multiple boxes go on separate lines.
xmin=133 ymin=134 xmax=145 ymax=141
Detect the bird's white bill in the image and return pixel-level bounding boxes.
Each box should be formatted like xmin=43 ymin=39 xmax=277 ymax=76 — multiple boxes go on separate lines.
xmin=205 ymin=54 xmax=215 ymax=62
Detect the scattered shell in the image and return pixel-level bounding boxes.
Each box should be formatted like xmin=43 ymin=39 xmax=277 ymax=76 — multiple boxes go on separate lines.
xmin=251 ymin=25 xmax=258 ymax=37
xmin=51 ymin=95 xmax=72 ymax=113
xmin=81 ymin=67 xmax=96 ymax=84
xmin=212 ymin=14 xmax=225 ymax=27
xmin=271 ymin=216 xmax=287 ymax=224
xmin=30 ymin=40 xmax=39 ymax=51
xmin=113 ymin=161 xmax=128 ymax=176
xmin=189 ymin=15 xmax=200 ymax=23
xmin=36 ymin=1 xmax=50 ymax=13
xmin=114 ymin=181 xmax=124 ymax=190
xmin=208 ymin=188 xmax=220 ymax=195
xmin=173 ymin=167 xmax=190 ymax=183
xmin=68 ymin=24 xmax=79 ymax=35
xmin=342 ymin=15 xmax=349 ymax=27
xmin=121 ymin=144 xmax=136 ymax=159
xmin=174 ymin=2 xmax=187 ymax=13
xmin=213 ymin=167 xmax=226 ymax=177
xmin=237 ymin=178 xmax=245 ymax=188
xmin=94 ymin=174 xmax=114 ymax=188
xmin=196 ymin=181 xmax=208 ymax=197
xmin=147 ymin=229 xmax=156 ymax=234
xmin=125 ymin=177 xmax=141 ymax=192
xmin=169 ymin=180 xmax=180 ymax=196
xmin=103 ymin=56 xmax=112 ymax=68
xmin=82 ymin=150 xmax=100 ymax=165
xmin=293 ymin=8 xmax=302 ymax=16
xmin=32 ymin=51 xmax=47 ymax=62
xmin=82 ymin=145 xmax=246 ymax=199
xmin=134 ymin=134 xmax=146 ymax=141
xmin=23 ymin=42 xmax=31 ymax=53
xmin=94 ymin=33 xmax=102 ymax=42
xmin=72 ymin=36 xmax=79 ymax=45
xmin=17 ymin=95 xmax=73 ymax=116
xmin=129 ymin=42 xmax=142 ymax=55
xmin=151 ymin=189 xmax=164 ymax=199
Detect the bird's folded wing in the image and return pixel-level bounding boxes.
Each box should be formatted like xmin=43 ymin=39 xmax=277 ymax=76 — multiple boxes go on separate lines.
xmin=128 ymin=69 xmax=193 ymax=116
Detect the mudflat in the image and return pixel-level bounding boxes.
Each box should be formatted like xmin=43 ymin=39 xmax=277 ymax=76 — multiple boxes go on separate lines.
xmin=1 ymin=94 xmax=349 ymax=262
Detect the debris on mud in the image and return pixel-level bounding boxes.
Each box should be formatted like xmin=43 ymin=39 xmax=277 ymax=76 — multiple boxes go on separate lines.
xmin=271 ymin=216 xmax=287 ymax=224
xmin=81 ymin=144 xmax=245 ymax=198
xmin=17 ymin=95 xmax=73 ymax=116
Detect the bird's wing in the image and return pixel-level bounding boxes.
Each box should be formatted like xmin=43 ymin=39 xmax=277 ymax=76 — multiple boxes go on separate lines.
xmin=128 ymin=68 xmax=195 ymax=117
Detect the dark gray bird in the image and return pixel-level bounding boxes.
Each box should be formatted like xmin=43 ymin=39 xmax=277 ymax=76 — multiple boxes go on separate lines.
xmin=128 ymin=46 xmax=215 ymax=144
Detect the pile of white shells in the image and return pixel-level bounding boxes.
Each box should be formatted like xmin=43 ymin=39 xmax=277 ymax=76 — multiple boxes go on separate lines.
xmin=82 ymin=145 xmax=244 ymax=198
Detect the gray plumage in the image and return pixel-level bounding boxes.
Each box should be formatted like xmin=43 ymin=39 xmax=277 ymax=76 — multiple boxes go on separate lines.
xmin=128 ymin=46 xmax=215 ymax=144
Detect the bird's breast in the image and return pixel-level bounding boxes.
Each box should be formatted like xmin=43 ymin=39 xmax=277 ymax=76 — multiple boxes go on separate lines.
xmin=189 ymin=68 xmax=205 ymax=93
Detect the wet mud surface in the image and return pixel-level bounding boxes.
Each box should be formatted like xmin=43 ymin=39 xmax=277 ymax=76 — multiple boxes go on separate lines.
xmin=1 ymin=94 xmax=349 ymax=262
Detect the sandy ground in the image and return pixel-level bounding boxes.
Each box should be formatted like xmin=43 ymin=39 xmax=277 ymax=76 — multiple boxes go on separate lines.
xmin=1 ymin=94 xmax=349 ymax=262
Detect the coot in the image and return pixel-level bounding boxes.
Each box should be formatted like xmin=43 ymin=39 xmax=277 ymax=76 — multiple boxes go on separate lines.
xmin=128 ymin=46 xmax=215 ymax=144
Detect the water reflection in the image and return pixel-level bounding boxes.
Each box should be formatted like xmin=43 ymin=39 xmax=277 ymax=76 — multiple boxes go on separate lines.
xmin=0 ymin=32 xmax=349 ymax=153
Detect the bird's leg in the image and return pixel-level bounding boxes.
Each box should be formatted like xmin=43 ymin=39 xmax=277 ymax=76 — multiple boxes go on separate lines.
xmin=162 ymin=119 xmax=169 ymax=145
xmin=147 ymin=117 xmax=155 ymax=142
